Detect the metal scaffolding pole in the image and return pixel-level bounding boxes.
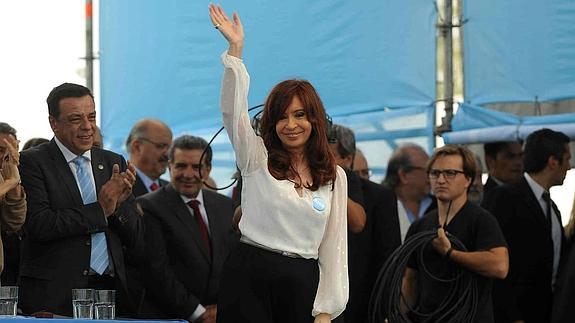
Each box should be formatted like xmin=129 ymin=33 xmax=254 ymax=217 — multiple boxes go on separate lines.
xmin=85 ymin=0 xmax=94 ymax=91
xmin=437 ymin=0 xmax=454 ymax=134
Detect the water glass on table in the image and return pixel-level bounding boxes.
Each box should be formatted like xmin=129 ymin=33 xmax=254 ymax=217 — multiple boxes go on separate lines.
xmin=0 ymin=286 xmax=18 ymax=316
xmin=72 ymin=288 xmax=94 ymax=319
xmin=94 ymin=290 xmax=115 ymax=320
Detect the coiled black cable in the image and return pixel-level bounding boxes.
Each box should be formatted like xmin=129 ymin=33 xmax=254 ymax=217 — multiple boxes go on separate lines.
xmin=368 ymin=227 xmax=478 ymax=323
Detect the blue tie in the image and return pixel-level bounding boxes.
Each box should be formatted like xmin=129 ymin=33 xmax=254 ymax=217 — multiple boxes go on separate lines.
xmin=73 ymin=156 xmax=109 ymax=275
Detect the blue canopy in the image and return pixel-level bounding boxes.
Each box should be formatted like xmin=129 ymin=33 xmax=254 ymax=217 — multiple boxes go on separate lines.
xmin=99 ymin=0 xmax=438 ymax=187
xmin=463 ymin=0 xmax=575 ymax=105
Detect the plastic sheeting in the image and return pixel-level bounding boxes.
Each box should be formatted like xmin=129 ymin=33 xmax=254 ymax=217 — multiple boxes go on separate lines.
xmin=99 ymin=0 xmax=437 ymax=155
xmin=334 ymin=105 xmax=435 ymax=181
xmin=463 ymin=0 xmax=575 ymax=105
xmin=443 ymin=103 xmax=575 ymax=144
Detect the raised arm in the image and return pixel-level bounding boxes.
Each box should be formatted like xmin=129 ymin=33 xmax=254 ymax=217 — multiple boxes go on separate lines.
xmin=210 ymin=5 xmax=266 ymax=175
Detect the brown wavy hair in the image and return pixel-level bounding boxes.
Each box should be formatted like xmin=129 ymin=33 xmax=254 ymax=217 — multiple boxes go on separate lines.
xmin=259 ymin=79 xmax=336 ymax=191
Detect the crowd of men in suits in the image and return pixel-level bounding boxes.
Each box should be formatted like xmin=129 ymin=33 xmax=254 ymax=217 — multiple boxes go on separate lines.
xmin=0 ymin=81 xmax=574 ymax=323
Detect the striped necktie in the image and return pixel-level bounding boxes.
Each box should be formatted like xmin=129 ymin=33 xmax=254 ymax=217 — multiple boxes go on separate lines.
xmin=73 ymin=156 xmax=109 ymax=275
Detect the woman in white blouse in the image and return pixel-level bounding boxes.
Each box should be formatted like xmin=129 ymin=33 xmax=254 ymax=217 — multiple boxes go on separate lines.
xmin=209 ymin=5 xmax=348 ymax=323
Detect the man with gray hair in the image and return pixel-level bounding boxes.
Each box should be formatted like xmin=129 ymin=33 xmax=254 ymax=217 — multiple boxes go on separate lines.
xmin=138 ymin=135 xmax=235 ymax=323
xmin=383 ymin=144 xmax=434 ymax=243
xmin=329 ymin=124 xmax=400 ymax=323
xmin=124 ymin=119 xmax=173 ymax=317
xmin=125 ymin=119 xmax=173 ymax=197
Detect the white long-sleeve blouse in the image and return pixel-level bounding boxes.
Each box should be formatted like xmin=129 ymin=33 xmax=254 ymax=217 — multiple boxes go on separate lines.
xmin=219 ymin=52 xmax=349 ymax=318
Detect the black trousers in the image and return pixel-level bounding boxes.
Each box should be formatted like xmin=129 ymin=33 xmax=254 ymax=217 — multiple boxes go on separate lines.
xmin=217 ymin=242 xmax=319 ymax=323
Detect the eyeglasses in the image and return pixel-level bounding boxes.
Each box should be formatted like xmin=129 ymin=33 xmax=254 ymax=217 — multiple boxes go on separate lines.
xmin=138 ymin=138 xmax=170 ymax=150
xmin=428 ymin=169 xmax=465 ymax=180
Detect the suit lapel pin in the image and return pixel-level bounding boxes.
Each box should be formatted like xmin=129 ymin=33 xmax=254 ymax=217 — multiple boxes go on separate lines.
xmin=98 ymin=164 xmax=104 ymax=170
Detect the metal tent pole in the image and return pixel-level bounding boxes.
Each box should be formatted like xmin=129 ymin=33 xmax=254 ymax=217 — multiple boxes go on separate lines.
xmin=437 ymin=0 xmax=454 ymax=134
xmin=85 ymin=0 xmax=94 ymax=91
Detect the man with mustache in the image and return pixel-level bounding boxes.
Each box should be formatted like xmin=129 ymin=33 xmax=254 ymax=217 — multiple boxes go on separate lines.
xmin=126 ymin=119 xmax=173 ymax=197
xmin=18 ymin=83 xmax=143 ymax=316
xmin=137 ymin=135 xmax=235 ymax=323
xmin=124 ymin=118 xmax=173 ymax=317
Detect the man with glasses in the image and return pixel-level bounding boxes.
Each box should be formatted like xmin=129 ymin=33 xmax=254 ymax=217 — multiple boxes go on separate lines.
xmin=125 ymin=119 xmax=173 ymax=197
xmin=383 ymin=144 xmax=435 ymax=242
xmin=352 ymin=149 xmax=371 ymax=181
xmin=18 ymin=83 xmax=143 ymax=316
xmin=483 ymin=129 xmax=570 ymax=323
xmin=401 ymin=145 xmax=508 ymax=323
xmin=124 ymin=118 xmax=173 ymax=317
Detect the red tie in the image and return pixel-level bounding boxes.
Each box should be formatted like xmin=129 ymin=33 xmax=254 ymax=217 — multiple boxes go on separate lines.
xmin=187 ymin=200 xmax=211 ymax=257
xmin=150 ymin=182 xmax=159 ymax=191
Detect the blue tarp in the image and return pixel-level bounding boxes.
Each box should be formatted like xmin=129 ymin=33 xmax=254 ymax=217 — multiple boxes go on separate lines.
xmin=99 ymin=0 xmax=437 ymax=154
xmin=463 ymin=0 xmax=575 ymax=105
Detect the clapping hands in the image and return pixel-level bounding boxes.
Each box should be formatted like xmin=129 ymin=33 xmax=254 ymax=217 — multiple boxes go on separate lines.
xmin=98 ymin=162 xmax=136 ymax=217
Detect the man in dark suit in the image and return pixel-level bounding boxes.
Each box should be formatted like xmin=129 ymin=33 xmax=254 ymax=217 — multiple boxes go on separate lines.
xmin=18 ymin=83 xmax=143 ymax=316
xmin=329 ymin=125 xmax=400 ymax=323
xmin=125 ymin=119 xmax=172 ymax=197
xmin=383 ymin=144 xmax=435 ymax=243
xmin=123 ymin=119 xmax=172 ymax=317
xmin=483 ymin=141 xmax=523 ymax=196
xmin=138 ymin=135 xmax=235 ymax=323
xmin=482 ymin=129 xmax=570 ymax=323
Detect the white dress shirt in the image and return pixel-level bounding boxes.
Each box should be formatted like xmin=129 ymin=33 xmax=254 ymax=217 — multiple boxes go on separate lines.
xmin=524 ymin=173 xmax=561 ymax=286
xmin=220 ymin=51 xmax=349 ymax=318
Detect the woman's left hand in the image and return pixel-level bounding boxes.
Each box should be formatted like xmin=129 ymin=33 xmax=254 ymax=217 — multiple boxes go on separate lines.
xmin=314 ymin=313 xmax=331 ymax=323
xmin=208 ymin=4 xmax=244 ymax=58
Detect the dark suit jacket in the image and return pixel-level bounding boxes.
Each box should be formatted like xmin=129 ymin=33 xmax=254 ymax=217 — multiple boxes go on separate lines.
xmin=137 ymin=184 xmax=235 ymax=319
xmin=18 ymin=140 xmax=143 ymax=316
xmin=483 ymin=176 xmax=500 ymax=197
xmin=125 ymin=173 xmax=168 ymax=317
xmin=482 ymin=177 xmax=566 ymax=323
xmin=344 ymin=179 xmax=400 ymax=323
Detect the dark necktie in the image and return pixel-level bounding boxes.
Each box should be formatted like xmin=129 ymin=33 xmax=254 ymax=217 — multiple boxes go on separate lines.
xmin=542 ymin=191 xmax=554 ymax=238
xmin=188 ymin=200 xmax=211 ymax=257
xmin=150 ymin=182 xmax=159 ymax=191
xmin=542 ymin=192 xmax=552 ymax=224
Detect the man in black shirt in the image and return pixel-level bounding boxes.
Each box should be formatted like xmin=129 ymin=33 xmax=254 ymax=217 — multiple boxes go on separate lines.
xmin=402 ymin=145 xmax=508 ymax=322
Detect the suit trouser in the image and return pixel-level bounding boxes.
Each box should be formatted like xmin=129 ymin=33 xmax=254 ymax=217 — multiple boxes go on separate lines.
xmin=217 ymin=242 xmax=319 ymax=323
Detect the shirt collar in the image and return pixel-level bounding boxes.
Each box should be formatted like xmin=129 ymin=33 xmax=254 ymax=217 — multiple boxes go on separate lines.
xmin=180 ymin=189 xmax=205 ymax=206
xmin=524 ymin=172 xmax=547 ymax=201
xmin=134 ymin=167 xmax=158 ymax=190
xmin=54 ymin=136 xmax=91 ymax=163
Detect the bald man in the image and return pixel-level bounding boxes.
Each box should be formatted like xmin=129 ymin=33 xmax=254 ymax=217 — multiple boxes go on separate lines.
xmin=125 ymin=119 xmax=173 ymax=197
